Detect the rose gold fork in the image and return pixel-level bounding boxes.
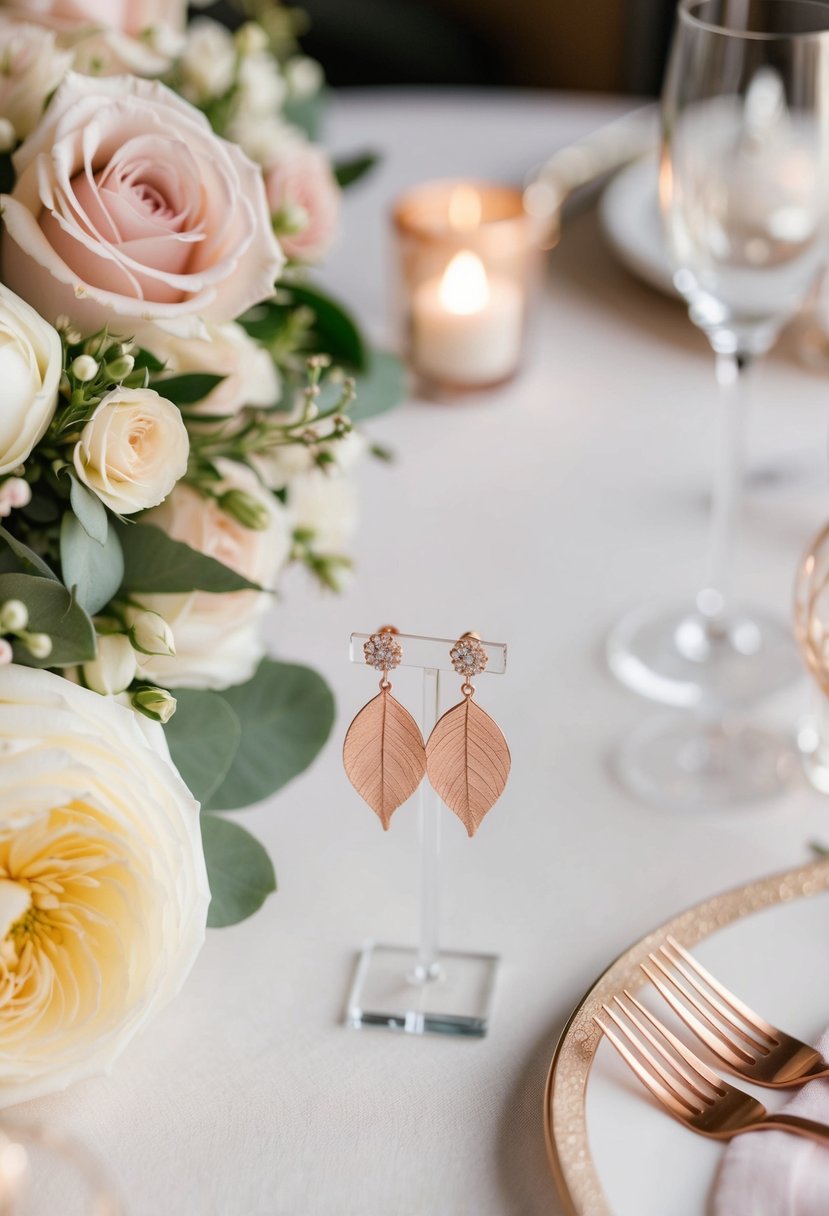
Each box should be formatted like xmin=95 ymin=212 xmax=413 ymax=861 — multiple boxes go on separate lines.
xmin=595 ymin=992 xmax=829 ymax=1145
xmin=641 ymin=936 xmax=829 ymax=1088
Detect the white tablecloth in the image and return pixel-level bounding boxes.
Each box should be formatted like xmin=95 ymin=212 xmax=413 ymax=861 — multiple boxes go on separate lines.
xmin=22 ymin=89 xmax=829 ymax=1216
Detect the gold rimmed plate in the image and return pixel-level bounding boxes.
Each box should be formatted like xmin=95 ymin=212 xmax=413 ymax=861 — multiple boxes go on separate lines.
xmin=544 ymin=858 xmax=829 ymax=1215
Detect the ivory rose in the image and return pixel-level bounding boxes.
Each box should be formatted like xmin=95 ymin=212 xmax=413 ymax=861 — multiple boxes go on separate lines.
xmin=72 ymin=386 xmax=189 ymax=514
xmin=148 ymin=322 xmax=279 ymax=418
xmin=137 ymin=461 xmax=291 ymax=689
xmin=0 ymin=664 xmax=208 ymax=1106
xmin=1 ymin=73 xmax=284 ymax=338
xmin=0 ymin=20 xmax=71 ymax=142
xmin=0 ymin=281 xmax=61 ymax=475
xmin=265 ymin=138 xmax=341 ymax=263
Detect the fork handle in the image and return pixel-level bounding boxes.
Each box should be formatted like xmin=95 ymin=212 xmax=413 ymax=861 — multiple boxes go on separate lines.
xmin=759 ymin=1114 xmax=829 ymax=1145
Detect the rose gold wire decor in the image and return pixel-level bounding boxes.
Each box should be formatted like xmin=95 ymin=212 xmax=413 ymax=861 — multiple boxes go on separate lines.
xmin=794 ymin=521 xmax=829 ymax=692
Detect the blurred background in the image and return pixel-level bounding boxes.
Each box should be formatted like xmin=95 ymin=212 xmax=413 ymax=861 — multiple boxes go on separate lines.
xmin=205 ymin=0 xmax=677 ymax=95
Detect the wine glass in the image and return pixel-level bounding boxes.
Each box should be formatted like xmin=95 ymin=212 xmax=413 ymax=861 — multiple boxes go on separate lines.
xmin=608 ymin=0 xmax=829 ymax=809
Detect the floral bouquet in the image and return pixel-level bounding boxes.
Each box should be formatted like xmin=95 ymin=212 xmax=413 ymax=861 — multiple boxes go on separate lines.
xmin=0 ymin=0 xmax=401 ymax=1105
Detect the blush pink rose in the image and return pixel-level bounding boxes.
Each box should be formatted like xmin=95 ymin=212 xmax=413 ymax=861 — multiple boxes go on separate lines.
xmin=2 ymin=0 xmax=186 ymax=39
xmin=265 ymin=140 xmax=341 ymax=264
xmin=0 ymin=73 xmax=284 ymax=338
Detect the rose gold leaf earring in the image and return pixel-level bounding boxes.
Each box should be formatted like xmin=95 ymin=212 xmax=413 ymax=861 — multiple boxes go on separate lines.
xmin=425 ymin=633 xmax=511 ymax=838
xmin=343 ymin=626 xmax=427 ymax=830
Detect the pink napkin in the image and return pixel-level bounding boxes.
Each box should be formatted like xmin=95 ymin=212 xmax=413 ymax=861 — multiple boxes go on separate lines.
xmin=711 ymin=1029 xmax=829 ymax=1215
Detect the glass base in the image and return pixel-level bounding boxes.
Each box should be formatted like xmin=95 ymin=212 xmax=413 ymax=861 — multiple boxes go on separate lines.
xmin=606 ymin=599 xmax=800 ymax=709
xmin=612 ymin=712 xmax=796 ymax=812
xmin=345 ymin=942 xmax=498 ymax=1038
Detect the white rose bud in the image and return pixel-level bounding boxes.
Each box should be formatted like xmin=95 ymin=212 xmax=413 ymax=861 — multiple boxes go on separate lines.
xmin=22 ymin=632 xmax=52 ymax=660
xmin=73 ymin=387 xmax=189 ymax=515
xmin=124 ymin=607 xmax=176 ymax=658
xmin=83 ymin=634 xmax=137 ymax=695
xmin=71 ymin=355 xmax=99 ymax=383
xmin=131 ymin=686 xmax=177 ymax=724
xmin=0 ymin=600 xmax=28 ymax=632
xmin=0 ymin=284 xmax=61 ymax=476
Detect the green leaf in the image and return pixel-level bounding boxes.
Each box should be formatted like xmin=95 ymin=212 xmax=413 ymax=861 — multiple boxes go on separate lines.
xmin=164 ymin=689 xmax=242 ymax=805
xmin=0 ymin=571 xmax=95 ymax=667
xmin=133 ymin=348 xmax=166 ymax=374
xmin=349 ymin=349 xmax=408 ymax=421
xmin=117 ymin=523 xmax=263 ymax=594
xmin=201 ymin=815 xmax=276 ymax=928
xmin=204 ymin=658 xmax=335 ymax=811
xmin=60 ymin=513 xmax=124 ymax=616
xmin=152 ymin=373 xmax=225 ymax=407
xmin=334 ymin=152 xmax=378 ymax=189
xmin=282 ymin=88 xmax=326 ymax=141
xmin=0 ymin=527 xmax=58 ymax=579
xmin=69 ymin=474 xmax=108 ymax=545
xmin=282 ymin=282 xmax=367 ymax=370
xmin=239 ymin=300 xmax=292 ymax=346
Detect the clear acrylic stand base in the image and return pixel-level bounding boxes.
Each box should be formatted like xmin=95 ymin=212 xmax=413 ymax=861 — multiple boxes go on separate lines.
xmin=345 ymin=942 xmax=498 ymax=1037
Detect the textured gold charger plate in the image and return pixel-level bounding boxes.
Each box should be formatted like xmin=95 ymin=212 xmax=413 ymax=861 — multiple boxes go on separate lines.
xmin=543 ymin=857 xmax=829 ymax=1215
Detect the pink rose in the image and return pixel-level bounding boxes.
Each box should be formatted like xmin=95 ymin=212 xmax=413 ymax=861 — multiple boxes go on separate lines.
xmin=265 ymin=139 xmax=340 ymax=264
xmin=2 ymin=0 xmax=186 ymax=39
xmin=1 ymin=73 xmax=284 ymax=338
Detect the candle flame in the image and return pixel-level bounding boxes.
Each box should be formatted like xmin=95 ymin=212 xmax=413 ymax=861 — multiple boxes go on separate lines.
xmin=439 ymin=250 xmax=490 ymax=315
xmin=447 ymin=184 xmax=482 ymax=230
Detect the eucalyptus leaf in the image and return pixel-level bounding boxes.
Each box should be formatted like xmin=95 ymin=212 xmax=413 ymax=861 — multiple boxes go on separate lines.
xmin=117 ymin=523 xmax=262 ymax=595
xmin=60 ymin=513 xmax=124 ymax=616
xmin=334 ymin=152 xmax=378 ymax=189
xmin=0 ymin=571 xmax=95 ymax=667
xmin=0 ymin=527 xmax=58 ymax=579
xmin=69 ymin=474 xmax=108 ymax=545
xmin=205 ymin=659 xmax=335 ymax=811
xmin=282 ymin=282 xmax=367 ymax=370
xmin=201 ymin=814 xmax=276 ymax=928
xmin=282 ymin=87 xmax=325 ymax=141
xmin=349 ymin=349 xmax=408 ymax=421
xmin=152 ymin=373 xmax=225 ymax=407
xmin=164 ymin=689 xmax=241 ymax=805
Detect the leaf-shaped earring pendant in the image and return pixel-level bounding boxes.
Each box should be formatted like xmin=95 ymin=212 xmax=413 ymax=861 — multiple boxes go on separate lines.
xmin=343 ymin=627 xmax=426 ymax=829
xmin=426 ymin=633 xmax=511 ymax=837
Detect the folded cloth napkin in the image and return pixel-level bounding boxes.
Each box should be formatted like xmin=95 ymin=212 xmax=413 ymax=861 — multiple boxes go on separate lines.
xmin=711 ymin=1029 xmax=829 ymax=1216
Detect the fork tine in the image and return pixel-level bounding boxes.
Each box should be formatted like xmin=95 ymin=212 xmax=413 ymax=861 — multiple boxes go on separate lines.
xmin=594 ymin=1011 xmax=700 ymax=1118
xmin=664 ymin=936 xmax=778 ymax=1042
xmin=611 ymin=995 xmax=718 ymax=1104
xmin=644 ymin=955 xmax=760 ymax=1064
xmin=656 ymin=944 xmax=770 ymax=1052
xmin=620 ymin=991 xmax=728 ymax=1094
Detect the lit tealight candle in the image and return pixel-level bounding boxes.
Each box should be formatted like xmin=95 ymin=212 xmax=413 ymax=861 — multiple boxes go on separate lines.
xmin=411 ymin=249 xmax=523 ymax=387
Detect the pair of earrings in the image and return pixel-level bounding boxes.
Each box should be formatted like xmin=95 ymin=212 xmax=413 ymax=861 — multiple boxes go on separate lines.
xmin=343 ymin=626 xmax=511 ymax=837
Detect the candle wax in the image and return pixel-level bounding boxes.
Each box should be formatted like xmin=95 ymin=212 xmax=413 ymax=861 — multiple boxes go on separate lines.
xmin=411 ymin=273 xmax=523 ymax=386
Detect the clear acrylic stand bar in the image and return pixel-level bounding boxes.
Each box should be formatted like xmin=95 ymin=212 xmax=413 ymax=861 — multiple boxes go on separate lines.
xmin=345 ymin=631 xmax=506 ymax=1037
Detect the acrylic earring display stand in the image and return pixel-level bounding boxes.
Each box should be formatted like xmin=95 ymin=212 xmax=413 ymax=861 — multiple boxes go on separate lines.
xmin=345 ymin=630 xmax=507 ymax=1037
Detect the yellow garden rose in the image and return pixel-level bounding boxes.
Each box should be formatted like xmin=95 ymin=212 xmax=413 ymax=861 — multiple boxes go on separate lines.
xmin=0 ymin=665 xmax=208 ymax=1106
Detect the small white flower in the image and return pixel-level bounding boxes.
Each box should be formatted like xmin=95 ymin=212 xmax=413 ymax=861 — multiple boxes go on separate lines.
xmin=83 ymin=634 xmax=137 ymax=695
xmin=235 ymin=22 xmax=269 ymax=57
xmin=284 ymin=56 xmax=324 ymax=101
xmin=70 ymin=355 xmax=98 ymax=382
xmin=236 ymin=52 xmax=286 ymax=117
xmin=178 ymin=18 xmax=236 ymax=103
xmin=0 ymin=600 xmax=27 ymax=633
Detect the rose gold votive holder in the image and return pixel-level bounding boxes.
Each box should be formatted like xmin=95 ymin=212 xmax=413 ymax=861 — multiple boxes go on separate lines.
xmin=392 ymin=179 xmax=544 ymax=395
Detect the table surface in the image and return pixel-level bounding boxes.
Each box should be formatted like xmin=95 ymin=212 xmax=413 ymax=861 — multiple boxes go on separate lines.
xmin=22 ymin=88 xmax=829 ymax=1216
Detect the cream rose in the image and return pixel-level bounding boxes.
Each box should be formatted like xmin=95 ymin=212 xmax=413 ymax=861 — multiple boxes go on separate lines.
xmin=73 ymin=386 xmax=189 ymax=514
xmin=1 ymin=73 xmax=284 ymax=338
xmin=265 ymin=138 xmax=341 ymax=263
xmin=0 ymin=20 xmax=72 ymax=142
xmin=137 ymin=461 xmax=291 ymax=690
xmin=0 ymin=664 xmax=208 ymax=1106
xmin=148 ymin=322 xmax=279 ymax=418
xmin=0 ymin=281 xmax=61 ymax=476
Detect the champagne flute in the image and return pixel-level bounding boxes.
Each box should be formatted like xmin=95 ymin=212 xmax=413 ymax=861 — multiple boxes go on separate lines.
xmin=608 ymin=0 xmax=829 ymax=809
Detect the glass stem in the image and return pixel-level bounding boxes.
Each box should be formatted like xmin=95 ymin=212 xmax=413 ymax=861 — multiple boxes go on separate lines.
xmin=701 ymin=350 xmax=752 ymax=629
